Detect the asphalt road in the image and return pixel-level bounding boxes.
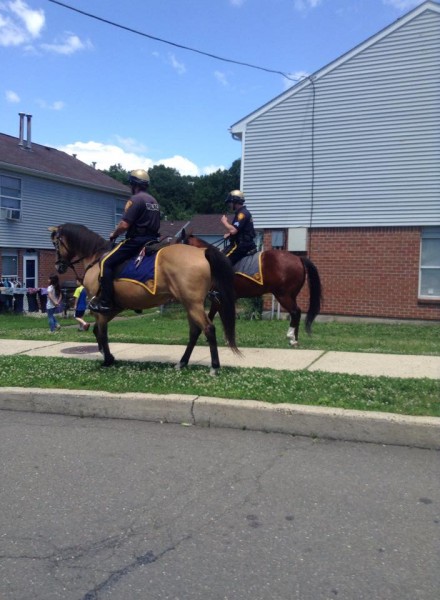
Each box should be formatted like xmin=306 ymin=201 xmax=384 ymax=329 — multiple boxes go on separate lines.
xmin=1 ymin=410 xmax=439 ymax=600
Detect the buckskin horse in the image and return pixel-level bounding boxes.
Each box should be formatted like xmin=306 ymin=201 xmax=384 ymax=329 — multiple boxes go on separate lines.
xmin=49 ymin=223 xmax=239 ymax=373
xmin=178 ymin=230 xmax=322 ymax=346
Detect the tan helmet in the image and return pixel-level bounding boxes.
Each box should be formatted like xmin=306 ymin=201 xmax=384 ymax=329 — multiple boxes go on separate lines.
xmin=226 ymin=190 xmax=244 ymax=204
xmin=129 ymin=169 xmax=150 ymax=187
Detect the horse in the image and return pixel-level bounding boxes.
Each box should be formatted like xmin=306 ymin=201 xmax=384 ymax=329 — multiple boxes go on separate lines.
xmin=178 ymin=230 xmax=322 ymax=346
xmin=49 ymin=223 xmax=239 ymax=373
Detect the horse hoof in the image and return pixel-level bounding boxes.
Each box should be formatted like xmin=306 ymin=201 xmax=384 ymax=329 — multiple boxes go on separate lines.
xmin=209 ymin=367 xmax=219 ymax=377
xmin=289 ymin=339 xmax=298 ymax=347
xmin=175 ymin=362 xmax=187 ymax=370
xmin=102 ymin=355 xmax=115 ymax=367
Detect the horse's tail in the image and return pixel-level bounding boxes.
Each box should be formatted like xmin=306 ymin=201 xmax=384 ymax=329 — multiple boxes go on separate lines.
xmin=301 ymin=257 xmax=322 ymax=334
xmin=204 ymin=245 xmax=240 ymax=355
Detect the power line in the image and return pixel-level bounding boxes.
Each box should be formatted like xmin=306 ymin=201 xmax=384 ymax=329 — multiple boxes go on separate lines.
xmin=48 ymin=0 xmax=301 ymax=83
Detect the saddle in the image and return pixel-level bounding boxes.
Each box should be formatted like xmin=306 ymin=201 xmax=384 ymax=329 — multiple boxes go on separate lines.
xmin=142 ymin=238 xmax=170 ymax=256
xmin=233 ymin=252 xmax=264 ymax=285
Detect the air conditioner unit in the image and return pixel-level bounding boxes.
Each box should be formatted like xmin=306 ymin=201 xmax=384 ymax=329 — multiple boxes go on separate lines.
xmin=0 ymin=207 xmax=21 ymax=221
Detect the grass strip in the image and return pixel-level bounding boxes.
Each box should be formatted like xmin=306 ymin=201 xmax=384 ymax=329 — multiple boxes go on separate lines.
xmin=0 ymin=355 xmax=438 ymax=417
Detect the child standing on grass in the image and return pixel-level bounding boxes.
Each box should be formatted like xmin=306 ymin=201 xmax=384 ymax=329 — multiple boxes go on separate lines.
xmin=46 ymin=274 xmax=62 ymax=333
xmin=73 ymin=278 xmax=90 ymax=331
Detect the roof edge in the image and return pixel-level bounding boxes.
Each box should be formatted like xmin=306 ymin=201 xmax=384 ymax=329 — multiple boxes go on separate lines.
xmin=0 ymin=162 xmax=130 ymax=196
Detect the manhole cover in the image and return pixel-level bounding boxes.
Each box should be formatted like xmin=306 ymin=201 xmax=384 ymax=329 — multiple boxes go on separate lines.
xmin=61 ymin=345 xmax=100 ymax=355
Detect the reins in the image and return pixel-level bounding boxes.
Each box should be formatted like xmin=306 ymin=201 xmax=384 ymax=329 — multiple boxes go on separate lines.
xmin=53 ymin=228 xmax=107 ymax=283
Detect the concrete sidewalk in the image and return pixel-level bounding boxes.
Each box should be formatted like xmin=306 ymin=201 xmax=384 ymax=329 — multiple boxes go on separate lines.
xmin=0 ymin=339 xmax=439 ymax=450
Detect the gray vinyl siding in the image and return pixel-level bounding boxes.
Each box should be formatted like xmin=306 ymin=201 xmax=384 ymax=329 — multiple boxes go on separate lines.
xmin=0 ymin=172 xmax=125 ymax=249
xmin=239 ymin=8 xmax=440 ymax=229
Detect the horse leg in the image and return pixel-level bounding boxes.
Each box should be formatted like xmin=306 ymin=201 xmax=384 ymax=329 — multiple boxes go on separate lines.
xmin=176 ymin=319 xmax=202 ymax=371
xmin=177 ymin=314 xmax=220 ymax=377
xmin=287 ymin=307 xmax=302 ymax=347
xmin=92 ymin=314 xmax=115 ymax=366
xmin=205 ymin=322 xmax=220 ymax=377
xmin=208 ymin=301 xmax=219 ymax=322
xmin=275 ymin=293 xmax=302 ymax=347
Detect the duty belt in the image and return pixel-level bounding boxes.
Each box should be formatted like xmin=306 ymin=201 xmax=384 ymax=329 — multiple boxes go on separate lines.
xmin=133 ymin=226 xmax=155 ymax=236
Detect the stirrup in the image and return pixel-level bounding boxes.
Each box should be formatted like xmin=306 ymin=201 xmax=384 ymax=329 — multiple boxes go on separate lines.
xmin=207 ymin=290 xmax=221 ymax=304
xmin=88 ymin=296 xmax=114 ymax=313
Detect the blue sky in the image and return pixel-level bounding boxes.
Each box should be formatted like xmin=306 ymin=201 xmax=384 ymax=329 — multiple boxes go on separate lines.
xmin=1 ymin=0 xmax=428 ymax=176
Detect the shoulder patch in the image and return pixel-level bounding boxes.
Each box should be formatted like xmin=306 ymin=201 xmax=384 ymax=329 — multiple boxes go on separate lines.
xmin=237 ymin=212 xmax=245 ymax=221
xmin=124 ymin=200 xmax=133 ymax=211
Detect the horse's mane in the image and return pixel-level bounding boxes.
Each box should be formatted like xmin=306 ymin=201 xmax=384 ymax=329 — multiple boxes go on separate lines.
xmin=60 ymin=222 xmax=111 ymax=257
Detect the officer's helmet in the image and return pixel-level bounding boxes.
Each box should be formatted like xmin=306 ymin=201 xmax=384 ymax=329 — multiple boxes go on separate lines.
xmin=225 ymin=190 xmax=244 ymax=205
xmin=129 ymin=169 xmax=150 ymax=188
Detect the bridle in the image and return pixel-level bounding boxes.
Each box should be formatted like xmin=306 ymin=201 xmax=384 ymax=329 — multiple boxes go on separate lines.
xmin=51 ymin=228 xmax=99 ymax=281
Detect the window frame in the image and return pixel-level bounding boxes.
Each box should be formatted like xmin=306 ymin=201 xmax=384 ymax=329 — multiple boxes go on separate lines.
xmin=419 ymin=227 xmax=440 ymax=300
xmin=1 ymin=250 xmax=19 ymax=280
xmin=0 ymin=175 xmax=22 ymax=220
xmin=115 ymin=198 xmax=127 ymax=227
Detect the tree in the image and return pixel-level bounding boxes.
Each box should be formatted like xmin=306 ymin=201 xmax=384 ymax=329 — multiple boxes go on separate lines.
xmin=148 ymin=165 xmax=195 ymax=219
xmin=101 ymin=164 xmax=129 ymax=184
xmin=102 ymin=160 xmax=241 ymax=219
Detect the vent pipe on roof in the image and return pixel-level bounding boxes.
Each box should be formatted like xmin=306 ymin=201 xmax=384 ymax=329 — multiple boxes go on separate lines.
xmin=25 ymin=114 xmax=32 ymax=150
xmin=18 ymin=112 xmax=25 ymax=147
xmin=18 ymin=113 xmax=32 ymax=150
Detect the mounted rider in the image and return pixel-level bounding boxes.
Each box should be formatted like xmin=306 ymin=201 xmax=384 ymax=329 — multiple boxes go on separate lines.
xmin=221 ymin=190 xmax=257 ymax=266
xmin=89 ymin=169 xmax=161 ymax=313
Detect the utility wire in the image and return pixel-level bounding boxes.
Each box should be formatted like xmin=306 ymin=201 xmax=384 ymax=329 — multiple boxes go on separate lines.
xmin=48 ymin=0 xmax=301 ymax=83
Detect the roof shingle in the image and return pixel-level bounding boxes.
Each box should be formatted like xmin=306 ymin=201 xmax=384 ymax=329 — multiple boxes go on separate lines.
xmin=0 ymin=132 xmax=129 ymax=194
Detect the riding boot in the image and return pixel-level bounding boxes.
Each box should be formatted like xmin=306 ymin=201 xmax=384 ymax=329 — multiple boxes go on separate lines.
xmin=88 ymin=275 xmax=115 ymax=313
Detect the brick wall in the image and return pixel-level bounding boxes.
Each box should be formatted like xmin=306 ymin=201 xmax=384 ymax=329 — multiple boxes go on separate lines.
xmin=263 ymin=226 xmax=440 ymax=321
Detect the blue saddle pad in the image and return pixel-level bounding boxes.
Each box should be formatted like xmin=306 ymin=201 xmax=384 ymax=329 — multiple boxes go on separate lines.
xmin=117 ymin=253 xmax=156 ymax=283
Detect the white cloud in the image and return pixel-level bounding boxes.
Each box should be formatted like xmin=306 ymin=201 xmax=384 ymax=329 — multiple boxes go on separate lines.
xmin=201 ymin=164 xmax=226 ymax=175
xmin=382 ymin=0 xmax=423 ymax=9
xmin=10 ymin=0 xmax=44 ymax=36
xmin=113 ymin=135 xmax=149 ymax=154
xmin=40 ymin=32 xmax=92 ymax=55
xmin=56 ymin=141 xmax=217 ymax=176
xmin=36 ymin=98 xmax=65 ymax=110
xmin=0 ymin=0 xmax=44 ymax=46
xmin=214 ymin=70 xmax=229 ymax=86
xmin=168 ymin=53 xmax=186 ymax=75
xmin=157 ymin=155 xmax=199 ymax=176
xmin=294 ymin=0 xmax=322 ymax=11
xmin=6 ymin=89 xmax=20 ymax=103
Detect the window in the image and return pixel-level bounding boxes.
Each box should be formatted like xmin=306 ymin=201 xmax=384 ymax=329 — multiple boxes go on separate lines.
xmin=115 ymin=198 xmax=127 ymax=226
xmin=419 ymin=228 xmax=440 ymax=299
xmin=1 ymin=250 xmax=18 ymax=279
xmin=0 ymin=175 xmax=21 ymax=220
xmin=271 ymin=230 xmax=284 ymax=249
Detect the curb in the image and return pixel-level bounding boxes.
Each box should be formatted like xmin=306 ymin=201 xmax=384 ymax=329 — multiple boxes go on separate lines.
xmin=1 ymin=388 xmax=439 ymax=450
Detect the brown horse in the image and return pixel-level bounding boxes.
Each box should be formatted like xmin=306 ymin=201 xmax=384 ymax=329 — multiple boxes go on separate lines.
xmin=49 ymin=223 xmax=239 ymax=372
xmin=178 ymin=231 xmax=322 ymax=346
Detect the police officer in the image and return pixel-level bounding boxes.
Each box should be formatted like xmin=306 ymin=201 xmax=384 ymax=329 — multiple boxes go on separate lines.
xmin=89 ymin=169 xmax=160 ymax=313
xmin=221 ymin=190 xmax=256 ymax=265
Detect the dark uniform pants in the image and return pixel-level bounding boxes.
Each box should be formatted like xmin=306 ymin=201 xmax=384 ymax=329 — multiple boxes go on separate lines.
xmin=99 ymin=235 xmax=156 ymax=303
xmin=224 ymin=241 xmax=257 ymax=266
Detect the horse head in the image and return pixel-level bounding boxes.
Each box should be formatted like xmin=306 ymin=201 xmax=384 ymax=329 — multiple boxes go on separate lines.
xmin=48 ymin=225 xmax=72 ymax=274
